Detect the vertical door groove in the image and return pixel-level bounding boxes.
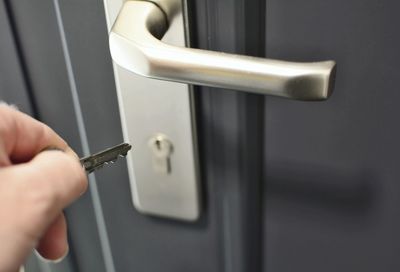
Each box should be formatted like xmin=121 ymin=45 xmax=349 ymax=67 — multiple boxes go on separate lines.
xmin=52 ymin=1 xmax=116 ymax=271
xmin=190 ymin=0 xmax=266 ymax=271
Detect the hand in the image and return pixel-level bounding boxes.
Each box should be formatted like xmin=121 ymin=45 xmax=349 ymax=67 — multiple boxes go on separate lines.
xmin=0 ymin=104 xmax=88 ymax=271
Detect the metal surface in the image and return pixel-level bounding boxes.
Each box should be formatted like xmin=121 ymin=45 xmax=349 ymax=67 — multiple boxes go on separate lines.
xmin=104 ymin=0 xmax=200 ymax=220
xmin=109 ymin=0 xmax=336 ymax=100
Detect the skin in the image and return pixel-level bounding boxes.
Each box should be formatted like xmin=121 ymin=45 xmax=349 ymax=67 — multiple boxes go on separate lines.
xmin=0 ymin=104 xmax=88 ymax=271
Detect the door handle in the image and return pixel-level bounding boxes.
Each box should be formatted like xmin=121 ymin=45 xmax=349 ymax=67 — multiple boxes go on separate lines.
xmin=109 ymin=0 xmax=336 ymax=100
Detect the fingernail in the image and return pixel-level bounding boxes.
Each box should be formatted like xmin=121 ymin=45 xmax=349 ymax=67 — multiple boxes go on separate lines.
xmin=0 ymin=101 xmax=19 ymax=110
xmin=41 ymin=146 xmax=64 ymax=153
xmin=34 ymin=245 xmax=69 ymax=264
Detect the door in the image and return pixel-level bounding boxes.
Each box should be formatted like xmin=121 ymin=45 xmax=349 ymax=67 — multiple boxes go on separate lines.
xmin=0 ymin=0 xmax=399 ymax=272
xmin=263 ymin=1 xmax=400 ymax=271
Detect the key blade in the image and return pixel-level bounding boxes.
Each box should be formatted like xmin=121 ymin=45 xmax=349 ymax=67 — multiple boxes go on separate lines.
xmin=80 ymin=143 xmax=132 ymax=173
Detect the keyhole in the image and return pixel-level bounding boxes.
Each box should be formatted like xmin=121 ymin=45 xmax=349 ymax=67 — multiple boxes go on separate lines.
xmin=148 ymin=134 xmax=173 ymax=175
xmin=155 ymin=139 xmax=162 ymax=151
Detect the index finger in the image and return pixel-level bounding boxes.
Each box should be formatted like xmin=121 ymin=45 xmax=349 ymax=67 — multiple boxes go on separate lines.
xmin=0 ymin=104 xmax=75 ymax=163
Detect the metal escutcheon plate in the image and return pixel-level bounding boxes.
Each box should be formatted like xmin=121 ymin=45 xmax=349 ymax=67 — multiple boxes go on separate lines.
xmin=103 ymin=0 xmax=200 ymax=221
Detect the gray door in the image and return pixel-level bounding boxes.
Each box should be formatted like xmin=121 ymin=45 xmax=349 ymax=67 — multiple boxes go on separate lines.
xmin=1 ymin=0 xmax=399 ymax=271
xmin=264 ymin=1 xmax=400 ymax=271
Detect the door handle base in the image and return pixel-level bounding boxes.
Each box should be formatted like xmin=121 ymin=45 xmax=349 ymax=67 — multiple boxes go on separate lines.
xmin=110 ymin=0 xmax=337 ymax=100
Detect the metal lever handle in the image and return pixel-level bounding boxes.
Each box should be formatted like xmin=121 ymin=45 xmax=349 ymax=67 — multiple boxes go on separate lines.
xmin=109 ymin=0 xmax=336 ymax=100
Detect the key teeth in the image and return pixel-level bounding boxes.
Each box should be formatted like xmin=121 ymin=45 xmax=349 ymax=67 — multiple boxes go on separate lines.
xmin=90 ymin=155 xmax=121 ymax=172
xmin=80 ymin=142 xmax=132 ymax=173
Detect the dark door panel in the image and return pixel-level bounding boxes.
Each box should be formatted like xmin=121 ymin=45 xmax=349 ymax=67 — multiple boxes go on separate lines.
xmin=264 ymin=1 xmax=400 ymax=271
xmin=0 ymin=0 xmax=32 ymax=113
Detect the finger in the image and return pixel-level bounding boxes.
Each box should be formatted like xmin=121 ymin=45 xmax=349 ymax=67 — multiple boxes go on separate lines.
xmin=24 ymin=150 xmax=88 ymax=215
xmin=0 ymin=150 xmax=86 ymax=271
xmin=0 ymin=104 xmax=73 ymax=163
xmin=1 ymin=150 xmax=87 ymax=237
xmin=36 ymin=213 xmax=68 ymax=261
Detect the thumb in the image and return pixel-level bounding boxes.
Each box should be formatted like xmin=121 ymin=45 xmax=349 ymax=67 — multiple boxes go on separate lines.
xmin=15 ymin=150 xmax=88 ymax=232
xmin=0 ymin=150 xmax=87 ymax=271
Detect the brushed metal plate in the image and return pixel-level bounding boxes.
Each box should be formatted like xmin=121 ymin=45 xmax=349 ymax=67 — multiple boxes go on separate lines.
xmin=103 ymin=0 xmax=200 ymax=220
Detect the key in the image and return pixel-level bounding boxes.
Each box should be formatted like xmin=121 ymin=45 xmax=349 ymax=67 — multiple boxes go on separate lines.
xmin=80 ymin=143 xmax=132 ymax=173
